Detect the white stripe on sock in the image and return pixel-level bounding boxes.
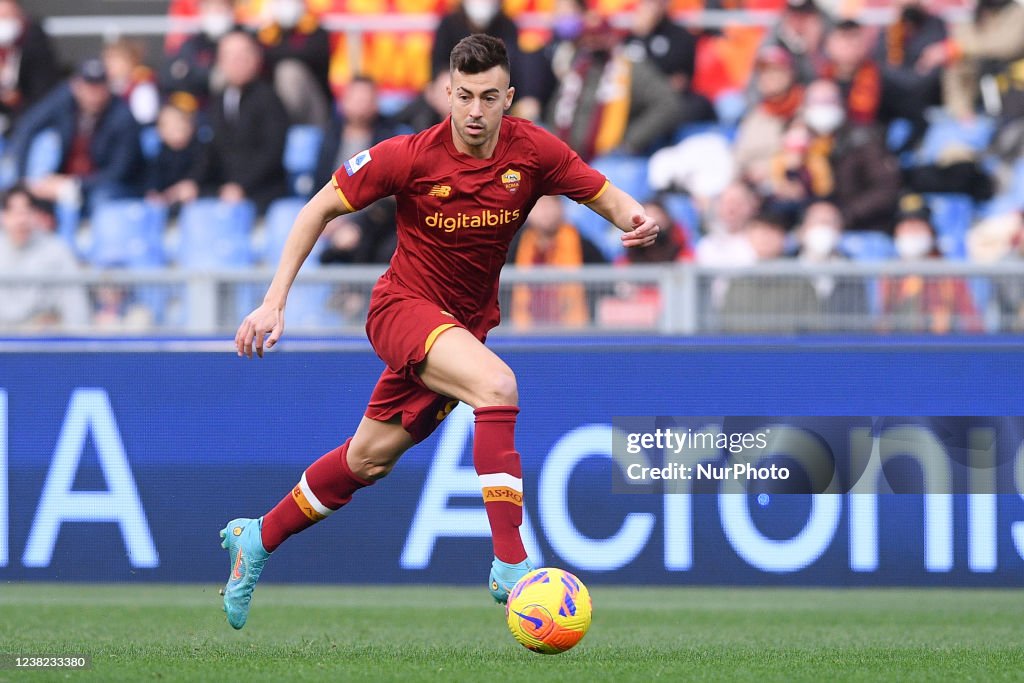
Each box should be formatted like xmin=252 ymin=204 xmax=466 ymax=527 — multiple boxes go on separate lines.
xmin=478 ymin=472 xmax=523 ymax=492
xmin=299 ymin=472 xmax=334 ymax=517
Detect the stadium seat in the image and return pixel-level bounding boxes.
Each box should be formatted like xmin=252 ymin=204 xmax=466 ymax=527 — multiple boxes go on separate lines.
xmin=139 ymin=126 xmax=161 ymax=160
xmin=924 ymin=193 xmax=973 ymax=259
xmin=263 ymin=197 xmax=324 ymax=266
xmin=25 ymin=128 xmax=62 ymax=180
xmin=917 ymin=115 xmax=994 ymax=165
xmin=563 ymin=155 xmax=651 ymax=260
xmin=89 ymin=200 xmax=167 ymax=267
xmin=55 ymin=202 xmax=81 ymax=252
xmin=840 ymin=231 xmax=894 ymax=262
xmin=283 ymin=125 xmax=323 ymax=197
xmin=177 ymin=199 xmax=256 ymax=268
xmin=713 ymin=89 xmax=747 ymax=127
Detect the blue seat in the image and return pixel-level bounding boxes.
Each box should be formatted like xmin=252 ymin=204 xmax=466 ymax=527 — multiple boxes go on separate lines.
xmin=924 ymin=193 xmax=973 ymax=259
xmin=25 ymin=128 xmax=62 ymax=180
xmin=139 ymin=126 xmax=161 ymax=160
xmin=841 ymin=231 xmax=894 ymax=262
xmin=177 ymin=199 xmax=255 ymax=268
xmin=713 ymin=89 xmax=747 ymax=127
xmin=917 ymin=115 xmax=994 ymax=164
xmin=89 ymin=200 xmax=167 ymax=267
xmin=283 ymin=125 xmax=323 ymax=197
xmin=263 ymin=197 xmax=323 ymax=266
xmin=55 ymin=202 xmax=81 ymax=253
xmin=591 ymin=155 xmax=650 ymax=200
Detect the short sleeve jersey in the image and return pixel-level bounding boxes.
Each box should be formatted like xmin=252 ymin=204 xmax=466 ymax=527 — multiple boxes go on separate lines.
xmin=331 ymin=115 xmax=607 ymax=334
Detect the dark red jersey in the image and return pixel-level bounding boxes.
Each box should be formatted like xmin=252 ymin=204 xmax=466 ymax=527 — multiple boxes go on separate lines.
xmin=331 ymin=115 xmax=607 ymax=334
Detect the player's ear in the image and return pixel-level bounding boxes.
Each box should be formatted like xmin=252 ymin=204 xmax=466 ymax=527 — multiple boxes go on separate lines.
xmin=504 ymin=86 xmax=515 ymax=111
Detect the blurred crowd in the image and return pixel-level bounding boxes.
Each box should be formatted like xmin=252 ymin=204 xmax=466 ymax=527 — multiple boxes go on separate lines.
xmin=1 ymin=0 xmax=1023 ymax=333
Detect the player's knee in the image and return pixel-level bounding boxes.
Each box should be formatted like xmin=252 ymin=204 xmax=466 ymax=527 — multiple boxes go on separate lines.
xmin=476 ymin=367 xmax=518 ymax=407
xmin=351 ymin=457 xmax=395 ymax=481
xmin=347 ymin=437 xmax=404 ymax=481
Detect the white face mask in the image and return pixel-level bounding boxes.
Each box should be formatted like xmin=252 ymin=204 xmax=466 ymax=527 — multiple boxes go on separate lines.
xmin=895 ymin=233 xmax=934 ymax=260
xmin=804 ymin=104 xmax=845 ymax=135
xmin=0 ymin=18 xmax=22 ymax=47
xmin=803 ymin=223 xmax=840 ymax=258
xmin=201 ymin=11 xmax=234 ymax=39
xmin=463 ymin=0 xmax=499 ymax=27
xmin=271 ymin=0 xmax=305 ymax=29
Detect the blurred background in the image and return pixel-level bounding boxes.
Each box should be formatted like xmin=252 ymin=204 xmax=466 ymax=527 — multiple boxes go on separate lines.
xmin=0 ymin=0 xmax=1022 ymax=588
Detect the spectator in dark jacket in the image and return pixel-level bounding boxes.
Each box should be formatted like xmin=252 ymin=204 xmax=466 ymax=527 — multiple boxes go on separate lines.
xmin=0 ymin=0 xmax=60 ymax=137
xmin=624 ymin=0 xmax=714 ymax=124
xmin=145 ymin=92 xmax=201 ymax=205
xmin=314 ymin=76 xmax=400 ymax=191
xmin=183 ymin=30 xmax=289 ymax=212
xmin=802 ymin=79 xmax=901 ymax=233
xmin=822 ymin=20 xmax=882 ymax=126
xmin=160 ymin=0 xmax=237 ymax=102
xmin=874 ymin=0 xmax=946 ymax=145
xmin=391 ymin=71 xmax=450 ymax=134
xmin=546 ymin=13 xmax=684 ymax=161
xmin=760 ymin=0 xmax=832 ymax=86
xmin=429 ymin=0 xmax=547 ymax=117
xmin=9 ymin=59 xmax=144 ymax=211
xmin=256 ymin=0 xmax=331 ymax=127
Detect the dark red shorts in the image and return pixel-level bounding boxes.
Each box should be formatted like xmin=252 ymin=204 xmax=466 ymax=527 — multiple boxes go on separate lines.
xmin=364 ymin=285 xmax=480 ymax=443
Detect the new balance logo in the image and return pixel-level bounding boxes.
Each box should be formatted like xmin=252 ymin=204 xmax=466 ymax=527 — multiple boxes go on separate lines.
xmin=428 ymin=185 xmax=452 ymax=198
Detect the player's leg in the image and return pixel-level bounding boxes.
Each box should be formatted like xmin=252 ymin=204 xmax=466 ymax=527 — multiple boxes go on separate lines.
xmin=417 ymin=327 xmax=533 ymax=602
xmin=221 ymin=415 xmax=413 ymax=629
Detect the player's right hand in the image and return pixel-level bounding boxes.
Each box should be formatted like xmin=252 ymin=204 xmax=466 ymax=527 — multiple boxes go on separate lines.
xmin=235 ymin=303 xmax=285 ymax=359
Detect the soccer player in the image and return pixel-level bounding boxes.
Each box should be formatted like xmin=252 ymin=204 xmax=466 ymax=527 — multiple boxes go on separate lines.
xmin=221 ymin=34 xmax=659 ymax=629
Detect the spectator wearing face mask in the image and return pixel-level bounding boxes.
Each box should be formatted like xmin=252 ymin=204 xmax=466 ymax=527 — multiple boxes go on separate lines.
xmin=720 ymin=210 xmax=820 ymax=332
xmin=802 ymin=79 xmax=901 ymax=233
xmin=880 ymin=194 xmax=982 ymax=333
xmin=431 ymin=0 xmax=550 ymax=119
xmin=0 ymin=0 xmax=59 ymax=138
xmin=161 ymin=0 xmax=238 ymax=102
xmin=796 ymin=200 xmax=868 ymax=326
xmin=822 ymin=20 xmax=882 ymax=126
xmin=256 ymin=0 xmax=331 ymax=127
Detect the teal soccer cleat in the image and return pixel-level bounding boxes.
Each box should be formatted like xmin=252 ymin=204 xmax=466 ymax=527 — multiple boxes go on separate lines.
xmin=219 ymin=517 xmax=271 ymax=629
xmin=488 ymin=557 xmax=534 ymax=604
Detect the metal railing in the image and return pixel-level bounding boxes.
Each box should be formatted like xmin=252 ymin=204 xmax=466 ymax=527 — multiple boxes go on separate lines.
xmin=1 ymin=262 xmax=1022 ymax=337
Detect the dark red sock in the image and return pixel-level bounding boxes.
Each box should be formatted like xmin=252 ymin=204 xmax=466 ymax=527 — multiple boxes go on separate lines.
xmin=260 ymin=438 xmax=373 ymax=552
xmin=474 ymin=406 xmax=528 ymax=564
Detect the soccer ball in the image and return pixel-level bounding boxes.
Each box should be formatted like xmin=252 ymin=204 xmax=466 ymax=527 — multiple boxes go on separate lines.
xmin=505 ymin=568 xmax=592 ymax=654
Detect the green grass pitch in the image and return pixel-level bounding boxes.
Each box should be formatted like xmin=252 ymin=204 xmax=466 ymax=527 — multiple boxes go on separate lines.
xmin=2 ymin=584 xmax=1023 ymax=682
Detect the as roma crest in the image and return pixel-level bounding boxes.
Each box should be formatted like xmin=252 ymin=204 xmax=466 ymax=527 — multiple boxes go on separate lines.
xmin=500 ymin=168 xmax=521 ymax=193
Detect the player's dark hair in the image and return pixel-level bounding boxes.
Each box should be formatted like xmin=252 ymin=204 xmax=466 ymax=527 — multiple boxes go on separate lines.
xmin=449 ymin=34 xmax=510 ymax=76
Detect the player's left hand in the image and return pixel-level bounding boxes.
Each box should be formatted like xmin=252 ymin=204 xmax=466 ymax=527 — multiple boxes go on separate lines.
xmin=621 ymin=213 xmax=659 ymax=249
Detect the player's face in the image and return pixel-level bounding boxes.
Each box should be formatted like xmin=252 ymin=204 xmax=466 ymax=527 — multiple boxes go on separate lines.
xmin=448 ymin=66 xmax=514 ymax=158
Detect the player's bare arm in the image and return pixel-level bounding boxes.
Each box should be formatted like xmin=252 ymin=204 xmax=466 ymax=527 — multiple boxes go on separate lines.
xmin=586 ymin=183 xmax=660 ymax=249
xmin=234 ymin=181 xmax=351 ymax=359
